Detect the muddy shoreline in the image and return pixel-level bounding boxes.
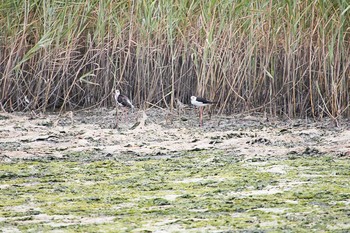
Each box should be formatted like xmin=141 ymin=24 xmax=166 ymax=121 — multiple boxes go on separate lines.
xmin=1 ymin=108 xmax=349 ymax=162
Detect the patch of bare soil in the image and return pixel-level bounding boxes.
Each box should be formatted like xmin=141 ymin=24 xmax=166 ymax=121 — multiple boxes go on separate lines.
xmin=1 ymin=108 xmax=350 ymax=161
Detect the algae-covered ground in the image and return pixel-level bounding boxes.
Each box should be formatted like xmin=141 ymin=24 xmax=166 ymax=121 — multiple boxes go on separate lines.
xmin=1 ymin=109 xmax=350 ymax=232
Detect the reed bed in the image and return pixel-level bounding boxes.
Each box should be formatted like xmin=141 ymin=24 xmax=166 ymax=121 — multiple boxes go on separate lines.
xmin=0 ymin=0 xmax=349 ymax=119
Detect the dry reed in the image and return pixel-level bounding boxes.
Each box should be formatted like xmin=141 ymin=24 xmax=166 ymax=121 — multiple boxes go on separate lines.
xmin=0 ymin=0 xmax=349 ymax=119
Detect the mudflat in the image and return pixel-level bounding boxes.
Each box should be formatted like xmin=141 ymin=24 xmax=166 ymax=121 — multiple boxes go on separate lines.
xmin=1 ymin=109 xmax=349 ymax=232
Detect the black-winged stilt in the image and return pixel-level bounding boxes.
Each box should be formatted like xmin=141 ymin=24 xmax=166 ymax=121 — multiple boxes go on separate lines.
xmin=114 ymin=90 xmax=134 ymax=127
xmin=190 ymin=96 xmax=216 ymax=126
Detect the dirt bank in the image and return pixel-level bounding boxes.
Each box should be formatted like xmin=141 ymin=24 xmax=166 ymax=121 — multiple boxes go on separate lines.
xmin=1 ymin=108 xmax=349 ymax=162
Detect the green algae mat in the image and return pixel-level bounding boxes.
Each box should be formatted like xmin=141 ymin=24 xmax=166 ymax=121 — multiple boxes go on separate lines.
xmin=1 ymin=151 xmax=349 ymax=232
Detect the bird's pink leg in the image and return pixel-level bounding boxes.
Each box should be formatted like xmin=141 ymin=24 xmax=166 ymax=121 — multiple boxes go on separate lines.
xmin=125 ymin=108 xmax=131 ymax=125
xmin=122 ymin=108 xmax=126 ymax=124
xmin=125 ymin=108 xmax=129 ymax=125
xmin=115 ymin=108 xmax=119 ymax=128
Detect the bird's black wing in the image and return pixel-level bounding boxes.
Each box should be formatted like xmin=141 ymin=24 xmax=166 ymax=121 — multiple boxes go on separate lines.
xmin=196 ymin=97 xmax=216 ymax=104
xmin=118 ymin=95 xmax=133 ymax=108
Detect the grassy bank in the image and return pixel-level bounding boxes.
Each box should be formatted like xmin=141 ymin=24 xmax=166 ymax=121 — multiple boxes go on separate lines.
xmin=0 ymin=151 xmax=349 ymax=232
xmin=0 ymin=0 xmax=349 ymax=118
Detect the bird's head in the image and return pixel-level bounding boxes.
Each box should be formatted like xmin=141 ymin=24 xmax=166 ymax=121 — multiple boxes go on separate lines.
xmin=114 ymin=90 xmax=120 ymax=102
xmin=190 ymin=96 xmax=196 ymax=101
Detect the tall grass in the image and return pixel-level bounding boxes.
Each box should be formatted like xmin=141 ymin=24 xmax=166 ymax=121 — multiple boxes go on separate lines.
xmin=0 ymin=0 xmax=349 ymax=119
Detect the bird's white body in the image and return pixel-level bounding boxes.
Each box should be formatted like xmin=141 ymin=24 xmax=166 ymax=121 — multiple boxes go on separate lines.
xmin=190 ymin=96 xmax=213 ymax=107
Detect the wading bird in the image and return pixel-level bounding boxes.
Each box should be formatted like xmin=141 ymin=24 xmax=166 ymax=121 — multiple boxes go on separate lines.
xmin=190 ymin=96 xmax=216 ymax=127
xmin=114 ymin=90 xmax=134 ymax=128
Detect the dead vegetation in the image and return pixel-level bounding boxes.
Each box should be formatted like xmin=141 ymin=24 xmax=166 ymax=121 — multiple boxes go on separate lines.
xmin=0 ymin=1 xmax=349 ymax=119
